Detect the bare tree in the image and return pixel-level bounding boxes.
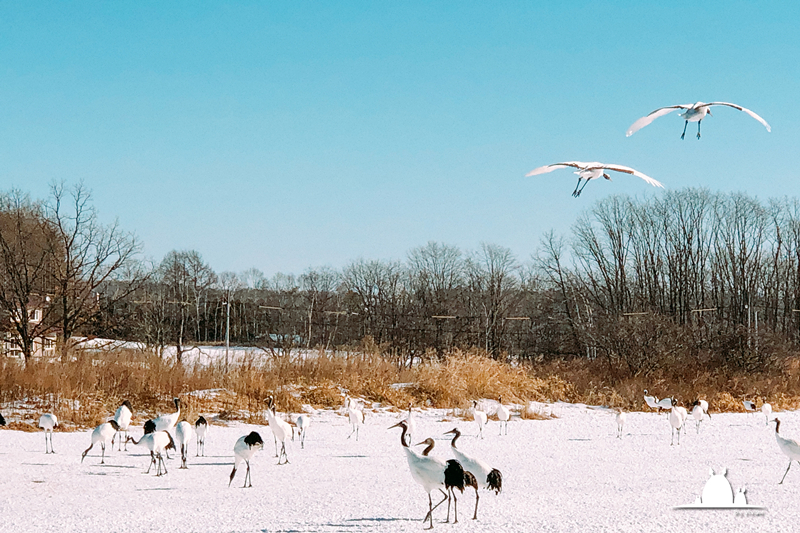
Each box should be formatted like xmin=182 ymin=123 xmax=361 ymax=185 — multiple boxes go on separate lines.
xmin=0 ymin=190 xmax=58 ymax=363
xmin=45 ymin=182 xmax=142 ymax=359
xmin=300 ymin=266 xmax=340 ymax=349
xmin=466 ymin=243 xmax=520 ymax=357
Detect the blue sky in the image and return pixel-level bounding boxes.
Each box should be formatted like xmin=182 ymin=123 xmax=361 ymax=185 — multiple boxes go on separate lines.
xmin=1 ymin=2 xmax=797 ymax=275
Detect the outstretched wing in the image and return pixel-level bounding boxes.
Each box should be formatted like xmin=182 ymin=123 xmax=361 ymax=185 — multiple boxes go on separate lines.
xmin=626 ymin=105 xmax=691 ymax=137
xmin=601 ymin=164 xmax=665 ymax=188
xmin=525 ymin=161 xmax=587 ymax=177
xmin=706 ymin=102 xmax=771 ymax=132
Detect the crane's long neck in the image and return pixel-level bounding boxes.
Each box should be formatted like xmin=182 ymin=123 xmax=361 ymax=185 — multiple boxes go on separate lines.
xmin=398 ymin=424 xmax=409 ymax=448
xmin=421 ymin=440 xmax=434 ymax=456
xmin=450 ymin=429 xmax=461 ymax=449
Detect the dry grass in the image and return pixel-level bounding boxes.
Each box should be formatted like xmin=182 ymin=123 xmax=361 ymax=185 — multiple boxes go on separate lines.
xmin=532 ymin=354 xmax=800 ymax=413
xmin=2 ymin=344 xmax=799 ymax=430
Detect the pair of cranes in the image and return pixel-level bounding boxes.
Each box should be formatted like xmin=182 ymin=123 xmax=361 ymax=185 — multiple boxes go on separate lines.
xmin=472 ymin=398 xmax=511 ymax=439
xmin=528 ymin=101 xmax=771 ymax=197
xmin=642 ymin=391 xmax=711 ymax=444
xmin=229 ymin=396 xmax=312 ymax=487
xmin=743 ymin=399 xmax=773 ymax=425
xmin=390 ymin=420 xmax=503 ymax=528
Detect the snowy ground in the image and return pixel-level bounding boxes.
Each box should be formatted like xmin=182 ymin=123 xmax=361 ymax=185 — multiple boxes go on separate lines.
xmin=1 ymin=403 xmax=798 ymax=532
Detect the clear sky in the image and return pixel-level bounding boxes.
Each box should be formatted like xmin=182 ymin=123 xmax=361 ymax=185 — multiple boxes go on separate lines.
xmin=1 ymin=2 xmax=798 ymax=275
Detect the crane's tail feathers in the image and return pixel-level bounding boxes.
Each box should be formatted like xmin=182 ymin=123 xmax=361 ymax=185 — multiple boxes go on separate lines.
xmin=487 ymin=469 xmax=503 ymax=494
xmin=464 ymin=470 xmax=478 ymax=490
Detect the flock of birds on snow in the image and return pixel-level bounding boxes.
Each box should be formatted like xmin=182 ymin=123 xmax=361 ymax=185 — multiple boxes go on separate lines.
xmin=6 ymin=387 xmax=800 ymax=528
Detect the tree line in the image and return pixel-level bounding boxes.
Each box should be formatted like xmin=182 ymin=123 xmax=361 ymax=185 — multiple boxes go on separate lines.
xmin=4 ymin=185 xmax=800 ymax=374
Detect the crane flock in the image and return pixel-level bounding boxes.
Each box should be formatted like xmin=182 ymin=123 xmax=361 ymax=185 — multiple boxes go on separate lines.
xmin=6 ymin=391 xmax=800 ymax=529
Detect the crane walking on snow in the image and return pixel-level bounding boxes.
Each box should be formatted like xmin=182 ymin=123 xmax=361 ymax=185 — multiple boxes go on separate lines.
xmin=771 ymin=419 xmax=800 ymax=484
xmin=127 ymin=430 xmax=176 ymax=476
xmin=229 ymin=431 xmax=264 ymax=488
xmin=81 ymin=420 xmax=120 ymax=464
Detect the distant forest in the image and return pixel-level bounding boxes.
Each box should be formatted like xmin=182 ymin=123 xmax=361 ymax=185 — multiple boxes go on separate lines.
xmin=4 ymin=185 xmax=800 ymax=374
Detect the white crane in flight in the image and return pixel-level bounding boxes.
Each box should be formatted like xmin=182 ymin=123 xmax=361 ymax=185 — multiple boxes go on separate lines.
xmin=526 ymin=161 xmax=664 ymax=197
xmin=626 ymin=101 xmax=771 ymax=139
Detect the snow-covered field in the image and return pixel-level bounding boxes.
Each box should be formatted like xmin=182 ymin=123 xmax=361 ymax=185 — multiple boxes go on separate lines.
xmin=1 ymin=403 xmax=798 ymax=532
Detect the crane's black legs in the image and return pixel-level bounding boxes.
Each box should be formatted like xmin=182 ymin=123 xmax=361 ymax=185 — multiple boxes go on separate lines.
xmin=681 ymin=120 xmax=689 ymax=139
xmin=277 ymin=443 xmax=289 ymax=465
xmin=697 ymin=121 xmax=702 ymax=139
xmin=473 ymin=487 xmax=479 ymax=520
xmin=780 ymin=460 xmax=793 ymax=484
xmin=423 ymin=489 xmax=449 ymax=527
xmin=573 ymin=179 xmax=590 ymax=197
xmin=572 ymin=178 xmax=583 ymax=197
xmin=446 ymin=488 xmax=459 ymax=523
xmin=44 ymin=432 xmax=55 ymax=454
xmin=244 ymin=460 xmax=252 ymax=488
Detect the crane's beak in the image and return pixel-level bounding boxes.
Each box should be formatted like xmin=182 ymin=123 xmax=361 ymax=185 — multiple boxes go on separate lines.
xmin=413 ymin=440 xmax=427 ymax=446
xmin=603 ymin=173 xmax=612 ymax=181
xmin=707 ymin=109 xmax=712 ymax=116
xmin=388 ymin=422 xmax=404 ymax=430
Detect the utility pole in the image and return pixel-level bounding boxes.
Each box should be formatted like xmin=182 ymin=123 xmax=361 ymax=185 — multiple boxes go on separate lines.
xmin=225 ymin=299 xmax=231 ymax=371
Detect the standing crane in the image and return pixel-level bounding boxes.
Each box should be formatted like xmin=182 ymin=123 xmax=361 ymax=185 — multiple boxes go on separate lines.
xmin=345 ymin=395 xmax=365 ymax=441
xmin=113 ymin=400 xmax=133 ymax=451
xmin=266 ymin=397 xmax=291 ymax=465
xmin=472 ymin=401 xmax=488 ymax=439
xmin=175 ymin=420 xmax=193 ymax=469
xmin=293 ymin=414 xmax=310 ymax=449
xmin=443 ymin=428 xmax=503 ymax=520
xmin=390 ymin=420 xmax=452 ymax=529
xmin=195 ymin=416 xmax=208 ymax=456
xmin=496 ymin=397 xmax=510 ymax=436
xmin=38 ymin=413 xmax=58 ymax=454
